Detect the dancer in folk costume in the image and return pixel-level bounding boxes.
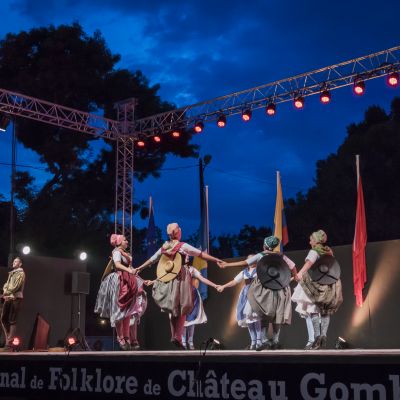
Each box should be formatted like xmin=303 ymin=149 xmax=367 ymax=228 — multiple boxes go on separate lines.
xmin=136 ymin=222 xmax=221 ymax=349
xmin=219 ymin=236 xmax=297 ymax=350
xmin=217 ymin=255 xmax=263 ymax=350
xmin=182 ymin=255 xmax=218 ymax=350
xmin=95 ymin=234 xmax=147 ymax=350
xmin=292 ymin=230 xmax=343 ymax=349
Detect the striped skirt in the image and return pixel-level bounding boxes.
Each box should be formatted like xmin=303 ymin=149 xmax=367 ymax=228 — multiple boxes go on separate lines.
xmin=185 ymin=287 xmax=207 ymax=327
xmin=94 ymin=272 xmax=147 ymax=327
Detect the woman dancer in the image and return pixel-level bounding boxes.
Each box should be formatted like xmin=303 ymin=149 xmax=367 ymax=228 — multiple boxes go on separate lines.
xmin=218 ymin=236 xmax=297 ymax=350
xmin=217 ymin=254 xmax=262 ymax=350
xmin=292 ymin=230 xmax=343 ymax=349
xmin=184 ymin=255 xmax=220 ymax=349
xmin=137 ymin=222 xmax=221 ymax=349
xmin=95 ymin=234 xmax=146 ymax=350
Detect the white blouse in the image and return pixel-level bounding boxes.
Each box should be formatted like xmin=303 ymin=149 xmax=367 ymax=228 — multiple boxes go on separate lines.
xmin=245 ymin=252 xmax=296 ymax=270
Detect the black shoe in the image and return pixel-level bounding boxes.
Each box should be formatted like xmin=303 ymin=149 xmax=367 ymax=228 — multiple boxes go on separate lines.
xmin=270 ymin=341 xmax=282 ymax=350
xmin=319 ymin=335 xmax=327 ymax=349
xmin=312 ymin=336 xmax=322 ymax=350
xmin=119 ymin=342 xmax=130 ymax=351
xmin=256 ymin=341 xmax=271 ymax=351
xmin=304 ymin=341 xmax=314 ymax=350
xmin=171 ymin=339 xmax=186 ymax=350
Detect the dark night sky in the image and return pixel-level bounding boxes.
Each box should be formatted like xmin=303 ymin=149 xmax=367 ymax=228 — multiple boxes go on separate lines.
xmin=0 ymin=0 xmax=399 ymax=241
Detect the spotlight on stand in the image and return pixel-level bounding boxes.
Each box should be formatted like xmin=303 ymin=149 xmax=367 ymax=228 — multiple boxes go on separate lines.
xmin=79 ymin=252 xmax=87 ymax=261
xmin=0 ymin=114 xmax=11 ymax=132
xmin=204 ymin=337 xmax=222 ymax=350
xmin=387 ymin=71 xmax=399 ymax=87
xmin=194 ymin=121 xmax=204 ymax=133
xmin=335 ymin=336 xmax=349 ymax=350
xmin=10 ymin=337 xmax=22 ymax=352
xmin=217 ymin=114 xmax=226 ymax=128
xmin=353 ymin=78 xmax=365 ymax=95
xmin=241 ymin=109 xmax=252 ymax=122
xmin=65 ymin=335 xmax=78 ymax=351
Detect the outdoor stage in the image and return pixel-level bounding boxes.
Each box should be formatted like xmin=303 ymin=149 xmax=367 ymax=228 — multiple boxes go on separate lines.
xmin=1 ymin=349 xmax=400 ymax=399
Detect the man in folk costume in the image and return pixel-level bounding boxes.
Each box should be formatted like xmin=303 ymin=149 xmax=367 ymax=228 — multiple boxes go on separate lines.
xmin=1 ymin=257 xmax=26 ymax=351
xmin=137 ymin=222 xmax=221 ymax=349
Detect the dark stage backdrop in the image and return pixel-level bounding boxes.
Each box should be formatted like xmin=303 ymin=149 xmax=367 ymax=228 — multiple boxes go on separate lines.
xmin=138 ymin=239 xmax=400 ymax=350
xmin=0 ymin=255 xmax=87 ymax=349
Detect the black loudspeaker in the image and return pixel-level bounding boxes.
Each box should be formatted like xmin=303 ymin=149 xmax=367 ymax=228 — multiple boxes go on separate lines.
xmin=71 ymin=272 xmax=90 ymax=295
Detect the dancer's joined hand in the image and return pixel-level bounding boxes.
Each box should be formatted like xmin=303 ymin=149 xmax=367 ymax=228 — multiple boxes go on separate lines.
xmin=217 ymin=260 xmax=227 ymax=269
xmin=216 ymin=285 xmax=225 ymax=292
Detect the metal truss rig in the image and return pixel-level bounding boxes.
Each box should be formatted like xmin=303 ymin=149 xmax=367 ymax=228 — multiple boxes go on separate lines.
xmin=0 ymin=45 xmax=399 ymax=247
xmin=133 ymin=45 xmax=400 ymax=137
xmin=0 ymin=88 xmax=137 ymax=247
xmin=0 ymin=88 xmax=121 ymax=140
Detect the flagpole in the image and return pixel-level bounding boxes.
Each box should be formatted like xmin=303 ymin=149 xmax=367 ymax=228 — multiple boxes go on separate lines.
xmin=205 ymin=185 xmax=209 ymax=252
xmin=356 ymin=154 xmax=360 ymax=185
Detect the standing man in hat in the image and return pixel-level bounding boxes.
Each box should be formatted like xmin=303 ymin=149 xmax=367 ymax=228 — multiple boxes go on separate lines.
xmin=1 ymin=256 xmax=26 ymax=351
xmin=136 ymin=222 xmax=222 ymax=349
xmin=218 ymin=236 xmax=297 ymax=350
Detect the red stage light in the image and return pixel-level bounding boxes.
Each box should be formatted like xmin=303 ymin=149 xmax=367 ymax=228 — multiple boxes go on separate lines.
xmin=387 ymin=72 xmax=399 ymax=87
xmin=153 ymin=135 xmax=161 ymax=143
xmin=241 ymin=109 xmax=252 ymax=122
xmin=67 ymin=336 xmax=77 ymax=347
xmin=194 ymin=121 xmax=204 ymax=133
xmin=10 ymin=336 xmax=22 ymax=352
xmin=266 ymin=103 xmax=276 ymax=116
xmin=353 ymin=79 xmax=365 ymax=95
xmin=171 ymin=130 xmax=181 ymax=138
xmin=136 ymin=140 xmax=145 ymax=148
xmin=320 ymin=90 xmax=331 ymax=104
xmin=294 ymin=96 xmax=304 ymax=109
xmin=217 ymin=114 xmax=226 ymax=128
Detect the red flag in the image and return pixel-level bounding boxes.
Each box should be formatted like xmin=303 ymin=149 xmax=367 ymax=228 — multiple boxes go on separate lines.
xmin=352 ymin=174 xmax=367 ymax=307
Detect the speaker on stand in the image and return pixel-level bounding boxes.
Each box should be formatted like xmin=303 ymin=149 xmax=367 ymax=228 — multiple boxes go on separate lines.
xmin=70 ymin=271 xmax=91 ymax=350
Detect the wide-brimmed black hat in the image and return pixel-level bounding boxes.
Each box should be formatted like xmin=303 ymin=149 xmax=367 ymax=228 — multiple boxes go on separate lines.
xmin=309 ymin=254 xmax=341 ymax=284
xmin=256 ymin=253 xmax=291 ymax=290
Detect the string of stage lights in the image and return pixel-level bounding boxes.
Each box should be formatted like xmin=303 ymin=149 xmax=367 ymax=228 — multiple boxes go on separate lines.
xmin=132 ymin=45 xmax=400 ymax=148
